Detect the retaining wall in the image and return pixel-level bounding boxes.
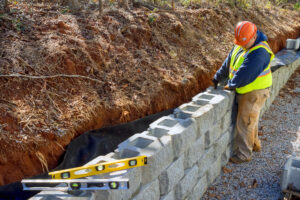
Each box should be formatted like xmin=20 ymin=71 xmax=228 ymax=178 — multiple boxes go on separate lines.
xmin=32 ymin=48 xmax=300 ymax=200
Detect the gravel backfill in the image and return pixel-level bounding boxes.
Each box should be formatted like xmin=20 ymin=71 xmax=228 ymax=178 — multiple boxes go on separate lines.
xmin=201 ymin=67 xmax=300 ymax=200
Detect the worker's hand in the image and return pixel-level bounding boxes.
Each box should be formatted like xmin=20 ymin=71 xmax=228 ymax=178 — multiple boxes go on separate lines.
xmin=212 ymin=79 xmax=219 ymax=89
xmin=224 ymin=85 xmax=233 ymax=90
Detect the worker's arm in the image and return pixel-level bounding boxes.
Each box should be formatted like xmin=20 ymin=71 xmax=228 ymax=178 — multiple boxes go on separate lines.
xmin=213 ymin=47 xmax=234 ymax=82
xmin=227 ymin=48 xmax=271 ymax=89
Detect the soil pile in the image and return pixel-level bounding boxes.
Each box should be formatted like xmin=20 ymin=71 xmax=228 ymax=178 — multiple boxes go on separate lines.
xmin=0 ymin=2 xmax=299 ymax=185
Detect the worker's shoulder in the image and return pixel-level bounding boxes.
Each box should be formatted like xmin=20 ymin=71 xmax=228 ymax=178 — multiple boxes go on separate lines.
xmin=246 ymin=48 xmax=271 ymax=64
xmin=249 ymin=45 xmax=271 ymax=57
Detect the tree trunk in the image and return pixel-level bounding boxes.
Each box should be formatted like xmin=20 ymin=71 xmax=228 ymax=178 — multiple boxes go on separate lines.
xmin=234 ymin=0 xmax=238 ymax=7
xmin=61 ymin=0 xmax=68 ymax=6
xmin=98 ymin=0 xmax=103 ymax=16
xmin=120 ymin=0 xmax=130 ymax=10
xmin=68 ymin=0 xmax=80 ymax=12
xmin=4 ymin=0 xmax=9 ymax=12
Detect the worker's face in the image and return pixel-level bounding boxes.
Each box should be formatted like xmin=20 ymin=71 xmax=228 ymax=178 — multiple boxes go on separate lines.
xmin=242 ymin=34 xmax=257 ymax=50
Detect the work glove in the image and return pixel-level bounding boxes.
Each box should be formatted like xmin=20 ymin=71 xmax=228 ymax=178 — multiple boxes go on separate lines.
xmin=212 ymin=78 xmax=219 ymax=89
xmin=224 ymin=85 xmax=234 ymax=90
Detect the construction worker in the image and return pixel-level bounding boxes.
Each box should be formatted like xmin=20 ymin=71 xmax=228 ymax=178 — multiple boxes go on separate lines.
xmin=213 ymin=21 xmax=274 ymax=164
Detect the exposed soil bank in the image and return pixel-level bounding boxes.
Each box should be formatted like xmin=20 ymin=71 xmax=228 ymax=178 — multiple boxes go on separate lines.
xmin=0 ymin=3 xmax=299 ymax=185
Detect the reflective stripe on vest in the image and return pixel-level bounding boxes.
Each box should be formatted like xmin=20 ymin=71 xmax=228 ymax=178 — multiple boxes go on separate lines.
xmin=230 ymin=65 xmax=271 ymax=77
xmin=229 ymin=41 xmax=274 ymax=94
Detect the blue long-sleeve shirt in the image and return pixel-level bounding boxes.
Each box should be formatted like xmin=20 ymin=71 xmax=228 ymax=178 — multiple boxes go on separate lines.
xmin=214 ymin=30 xmax=271 ymax=89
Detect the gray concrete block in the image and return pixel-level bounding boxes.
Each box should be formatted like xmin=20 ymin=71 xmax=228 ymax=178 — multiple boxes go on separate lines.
xmin=30 ymin=191 xmax=95 ymax=200
xmin=222 ymin=109 xmax=234 ymax=132
xmin=193 ymin=104 xmax=215 ymax=138
xmin=174 ymin=102 xmax=214 ymax=139
xmin=168 ymin=118 xmax=198 ymax=157
xmin=149 ymin=117 xmax=197 ymax=158
xmin=197 ymin=146 xmax=215 ymax=178
xmin=89 ymin=154 xmax=136 ymax=200
xmin=281 ymin=156 xmax=300 ymax=193
xmin=117 ymin=133 xmax=173 ymax=185
xmin=132 ymin=179 xmax=160 ymax=200
xmin=206 ymin=157 xmax=222 ymax=185
xmin=94 ymin=191 xmax=115 ymax=200
xmin=205 ymin=119 xmax=224 ymax=149
xmin=214 ymin=131 xmax=231 ymax=158
xmin=224 ymin=90 xmax=236 ymax=110
xmin=174 ymin=103 xmax=201 ymax=119
xmin=95 ymin=187 xmax=132 ymax=200
xmin=160 ymin=190 xmax=175 ymax=200
xmin=192 ymin=90 xmax=229 ymax=122
xmin=148 ymin=115 xmax=178 ymax=138
xmin=148 ymin=126 xmax=170 ymax=139
xmin=159 ymin=155 xmax=184 ymax=195
xmin=286 ymin=39 xmax=300 ymax=50
xmin=221 ymin=144 xmax=233 ymax=167
xmin=186 ymin=175 xmax=208 ymax=200
xmin=205 ymin=86 xmax=236 ymax=111
xmin=174 ymin=165 xmax=199 ymax=200
xmin=205 ymin=109 xmax=234 ymax=149
xmin=184 ymin=135 xmax=205 ymax=169
xmin=95 ymin=155 xmax=142 ymax=200
xmin=292 ymin=143 xmax=300 ymax=157
xmin=118 ymin=133 xmax=157 ymax=154
xmin=228 ymin=124 xmax=236 ymax=141
xmin=205 ymin=122 xmax=222 ymax=149
xmin=84 ymin=154 xmax=116 ymax=166
xmin=149 ymin=115 xmax=179 ymax=129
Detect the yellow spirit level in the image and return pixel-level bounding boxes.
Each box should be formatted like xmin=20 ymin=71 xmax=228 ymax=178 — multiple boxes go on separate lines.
xmin=49 ymin=155 xmax=147 ymax=179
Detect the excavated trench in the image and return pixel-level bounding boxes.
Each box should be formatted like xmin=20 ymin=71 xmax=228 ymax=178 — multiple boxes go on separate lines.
xmin=0 ymin=108 xmax=174 ymax=198
xmin=0 ymin=4 xmax=300 ymax=199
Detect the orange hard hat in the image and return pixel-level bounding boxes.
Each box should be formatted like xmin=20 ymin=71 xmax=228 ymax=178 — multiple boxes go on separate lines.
xmin=234 ymin=21 xmax=257 ymax=46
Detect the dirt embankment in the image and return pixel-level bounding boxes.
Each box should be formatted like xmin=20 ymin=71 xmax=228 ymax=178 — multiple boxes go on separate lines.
xmin=0 ymin=3 xmax=299 ymax=185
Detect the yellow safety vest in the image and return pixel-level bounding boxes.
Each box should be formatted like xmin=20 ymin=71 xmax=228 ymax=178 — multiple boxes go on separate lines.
xmin=229 ymin=41 xmax=274 ymax=94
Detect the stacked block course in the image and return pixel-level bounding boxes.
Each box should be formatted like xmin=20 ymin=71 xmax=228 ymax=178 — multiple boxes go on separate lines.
xmin=32 ymin=49 xmax=300 ymax=200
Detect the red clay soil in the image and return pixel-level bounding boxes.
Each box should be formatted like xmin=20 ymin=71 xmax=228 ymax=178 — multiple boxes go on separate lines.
xmin=0 ymin=2 xmax=299 ymax=185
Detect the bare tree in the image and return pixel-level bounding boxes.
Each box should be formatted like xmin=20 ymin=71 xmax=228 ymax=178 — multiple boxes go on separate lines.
xmin=61 ymin=0 xmax=81 ymax=12
xmin=99 ymin=0 xmax=103 ymax=15
xmin=69 ymin=0 xmax=81 ymax=12
xmin=234 ymin=0 xmax=238 ymax=7
xmin=119 ymin=0 xmax=130 ymax=9
xmin=4 ymin=0 xmax=9 ymax=12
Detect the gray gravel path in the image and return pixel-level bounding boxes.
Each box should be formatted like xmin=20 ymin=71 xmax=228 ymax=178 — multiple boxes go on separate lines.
xmin=201 ymin=67 xmax=300 ymax=200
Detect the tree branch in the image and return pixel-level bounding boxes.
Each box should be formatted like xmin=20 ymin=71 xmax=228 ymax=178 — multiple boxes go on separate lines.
xmin=0 ymin=74 xmax=103 ymax=84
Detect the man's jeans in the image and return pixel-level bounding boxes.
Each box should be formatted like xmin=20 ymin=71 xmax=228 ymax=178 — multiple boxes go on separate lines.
xmin=235 ymin=88 xmax=270 ymax=160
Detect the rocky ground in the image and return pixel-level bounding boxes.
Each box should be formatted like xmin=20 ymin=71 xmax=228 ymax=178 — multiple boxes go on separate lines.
xmin=202 ymin=67 xmax=300 ymax=200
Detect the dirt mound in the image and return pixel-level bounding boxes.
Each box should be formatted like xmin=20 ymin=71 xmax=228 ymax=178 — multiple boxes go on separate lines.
xmin=0 ymin=2 xmax=299 ymax=185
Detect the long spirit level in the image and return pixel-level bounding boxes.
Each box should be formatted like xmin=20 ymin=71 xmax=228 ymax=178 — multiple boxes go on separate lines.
xmin=49 ymin=155 xmax=147 ymax=179
xmin=22 ymin=178 xmax=129 ymax=191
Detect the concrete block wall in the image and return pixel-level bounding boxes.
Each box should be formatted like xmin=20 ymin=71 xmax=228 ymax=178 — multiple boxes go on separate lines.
xmin=32 ymin=50 xmax=300 ymax=200
xmin=286 ymin=37 xmax=300 ymax=51
xmin=281 ymin=156 xmax=300 ymax=193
